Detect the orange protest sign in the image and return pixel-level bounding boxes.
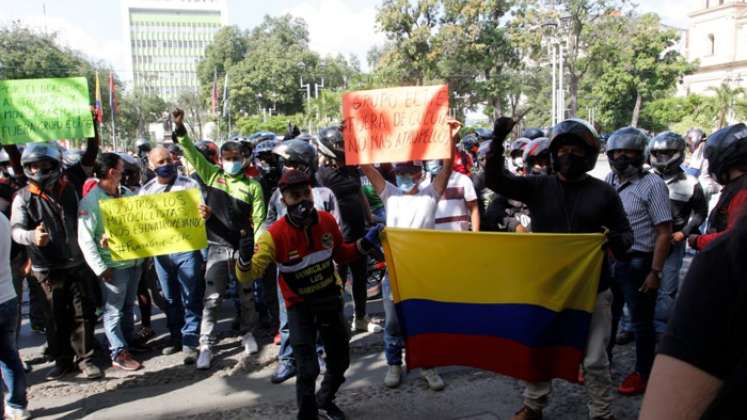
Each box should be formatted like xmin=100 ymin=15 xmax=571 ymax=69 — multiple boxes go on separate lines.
xmin=342 ymin=85 xmax=450 ymax=165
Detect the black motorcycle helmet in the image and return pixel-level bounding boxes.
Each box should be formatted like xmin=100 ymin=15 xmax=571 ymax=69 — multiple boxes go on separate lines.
xmin=474 ymin=128 xmax=493 ymax=142
xmin=135 ymin=138 xmax=151 ymax=158
xmin=649 ymin=131 xmax=686 ymax=175
xmin=549 ymin=118 xmax=601 ymax=173
xmin=117 ymin=152 xmax=142 ymax=189
xmin=317 ymin=126 xmax=345 ymax=162
xmin=248 ymin=131 xmax=276 ymax=146
xmin=196 ymin=140 xmax=219 ymax=165
xmin=523 ymin=137 xmax=552 ymax=175
xmin=21 ymin=143 xmax=63 ymax=188
xmin=704 ymin=123 xmax=747 ymax=185
xmin=606 ymin=127 xmax=649 ymax=160
xmin=510 ymin=138 xmax=531 ymax=159
xmin=522 ymin=127 xmax=545 ymax=140
xmin=253 ymin=138 xmax=281 ymax=178
xmin=273 ymin=139 xmax=318 ymax=175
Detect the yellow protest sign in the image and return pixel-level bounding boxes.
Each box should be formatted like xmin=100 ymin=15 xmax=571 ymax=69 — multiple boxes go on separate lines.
xmin=100 ymin=189 xmax=207 ymax=261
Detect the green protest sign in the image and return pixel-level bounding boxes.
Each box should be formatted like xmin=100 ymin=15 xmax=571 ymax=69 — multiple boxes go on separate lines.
xmin=0 ymin=77 xmax=94 ymax=144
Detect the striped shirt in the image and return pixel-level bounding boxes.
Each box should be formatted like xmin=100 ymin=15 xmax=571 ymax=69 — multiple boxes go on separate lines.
xmin=606 ymin=171 xmax=672 ymax=253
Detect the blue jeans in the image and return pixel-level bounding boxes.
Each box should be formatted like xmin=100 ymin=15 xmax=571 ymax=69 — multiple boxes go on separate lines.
xmin=382 ymin=275 xmax=404 ymax=366
xmin=101 ymin=266 xmax=140 ymax=359
xmin=611 ymin=254 xmax=656 ymax=377
xmin=154 ymin=251 xmax=204 ymax=348
xmin=654 ymin=241 xmax=685 ymax=334
xmin=0 ymin=298 xmax=27 ymax=411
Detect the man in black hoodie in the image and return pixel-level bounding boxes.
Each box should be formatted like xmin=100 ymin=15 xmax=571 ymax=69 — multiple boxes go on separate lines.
xmin=485 ymin=117 xmax=633 ymax=420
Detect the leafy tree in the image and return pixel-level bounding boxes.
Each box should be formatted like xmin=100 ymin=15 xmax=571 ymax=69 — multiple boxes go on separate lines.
xmin=708 ymin=83 xmax=745 ymax=128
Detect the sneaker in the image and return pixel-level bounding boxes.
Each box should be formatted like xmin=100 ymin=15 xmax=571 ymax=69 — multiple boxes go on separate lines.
xmin=273 ymin=332 xmax=281 ymax=346
xmin=618 ymin=372 xmax=647 ymax=395
xmin=161 ymin=343 xmax=183 ymax=356
xmin=112 ymin=351 xmax=142 ymax=371
xmin=242 ymin=332 xmax=259 ymax=355
xmin=352 ymin=316 xmax=383 ymax=333
xmin=270 ymin=361 xmax=296 ymax=384
xmin=196 ymin=347 xmax=213 ymax=370
xmin=128 ymin=341 xmax=151 ymax=354
xmin=182 ymin=346 xmax=198 ymax=365
xmin=318 ymin=401 xmax=346 ymax=420
xmin=4 ymin=405 xmax=31 ymax=420
xmin=384 ymin=365 xmax=402 ymax=388
xmin=45 ymin=364 xmax=72 ymax=381
xmin=420 ymin=368 xmax=445 ymax=391
xmin=511 ymin=406 xmax=543 ymax=420
xmin=80 ymin=362 xmax=103 ymax=380
xmin=615 ymin=331 xmax=634 ymax=345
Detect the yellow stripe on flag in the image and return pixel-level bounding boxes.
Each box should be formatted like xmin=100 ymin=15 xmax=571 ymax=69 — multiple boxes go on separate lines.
xmin=382 ymin=228 xmax=604 ymax=313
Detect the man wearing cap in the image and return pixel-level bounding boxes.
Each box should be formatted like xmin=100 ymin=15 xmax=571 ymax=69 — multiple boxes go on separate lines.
xmin=236 ymin=169 xmax=382 ymax=420
xmin=360 ymin=118 xmax=461 ymax=391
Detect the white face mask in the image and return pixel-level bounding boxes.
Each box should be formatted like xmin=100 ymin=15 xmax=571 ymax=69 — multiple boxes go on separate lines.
xmin=222 ymin=160 xmax=243 ymax=175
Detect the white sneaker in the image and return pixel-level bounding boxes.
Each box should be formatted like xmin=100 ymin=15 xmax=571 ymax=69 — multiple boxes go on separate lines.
xmin=421 ymin=368 xmax=445 ymax=391
xmin=196 ymin=347 xmax=213 ymax=370
xmin=4 ymin=405 xmax=31 ymax=420
xmin=352 ymin=316 xmax=383 ymax=333
xmin=242 ymin=332 xmax=259 ymax=355
xmin=384 ymin=365 xmax=402 ymax=388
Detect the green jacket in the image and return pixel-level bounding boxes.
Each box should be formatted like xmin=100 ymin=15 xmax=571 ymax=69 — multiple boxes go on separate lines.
xmin=78 ymin=185 xmax=139 ymax=275
xmin=178 ymin=133 xmax=266 ymax=247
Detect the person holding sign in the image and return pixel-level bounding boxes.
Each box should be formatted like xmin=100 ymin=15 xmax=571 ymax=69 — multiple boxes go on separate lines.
xmin=235 ymin=169 xmax=383 ymax=420
xmin=78 ymin=153 xmax=145 ymax=372
xmin=359 ymin=118 xmax=461 ymax=392
xmin=170 ymin=109 xmax=266 ymax=370
xmin=139 ymin=146 xmax=208 ymax=365
xmin=10 ymin=143 xmax=100 ymax=381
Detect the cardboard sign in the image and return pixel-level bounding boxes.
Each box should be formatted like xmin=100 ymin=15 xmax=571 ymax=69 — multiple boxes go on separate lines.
xmin=100 ymin=189 xmax=207 ymax=261
xmin=0 ymin=77 xmax=94 ymax=144
xmin=342 ymin=85 xmax=450 ymax=165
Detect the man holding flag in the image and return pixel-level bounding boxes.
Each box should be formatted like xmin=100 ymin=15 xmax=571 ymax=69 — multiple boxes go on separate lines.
xmin=485 ymin=117 xmax=633 ymax=420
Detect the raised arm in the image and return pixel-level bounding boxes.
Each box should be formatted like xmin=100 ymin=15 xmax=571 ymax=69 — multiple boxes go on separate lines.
xmin=171 ymin=109 xmax=218 ymax=184
xmin=360 ymin=165 xmax=387 ymax=196
xmin=82 ymin=109 xmax=100 ymax=167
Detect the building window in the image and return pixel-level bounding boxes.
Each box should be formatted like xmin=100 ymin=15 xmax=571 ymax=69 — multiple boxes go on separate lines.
xmin=708 ymin=33 xmax=715 ymax=56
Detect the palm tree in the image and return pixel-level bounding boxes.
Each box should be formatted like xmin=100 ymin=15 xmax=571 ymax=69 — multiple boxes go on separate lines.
xmin=707 ymin=82 xmax=745 ymax=128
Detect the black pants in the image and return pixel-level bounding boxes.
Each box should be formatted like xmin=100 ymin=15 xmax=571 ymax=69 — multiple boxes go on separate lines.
xmin=338 ymin=256 xmax=368 ymax=319
xmin=288 ymin=298 xmax=350 ymax=420
xmin=32 ymin=264 xmax=96 ymax=368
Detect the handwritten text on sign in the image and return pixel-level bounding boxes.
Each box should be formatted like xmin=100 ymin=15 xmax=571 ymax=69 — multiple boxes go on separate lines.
xmin=100 ymin=189 xmax=207 ymax=261
xmin=342 ymin=85 xmax=450 ymax=165
xmin=0 ymin=77 xmax=94 ymax=144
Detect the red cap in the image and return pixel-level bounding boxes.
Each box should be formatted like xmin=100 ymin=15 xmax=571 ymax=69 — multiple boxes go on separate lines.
xmin=278 ymin=169 xmax=312 ymax=191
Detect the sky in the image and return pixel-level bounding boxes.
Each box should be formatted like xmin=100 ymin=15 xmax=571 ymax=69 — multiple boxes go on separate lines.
xmin=0 ymin=0 xmax=694 ymax=83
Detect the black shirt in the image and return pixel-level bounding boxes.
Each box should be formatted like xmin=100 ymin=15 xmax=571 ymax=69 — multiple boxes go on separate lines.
xmin=485 ymin=153 xmax=633 ymax=291
xmin=317 ymin=166 xmax=367 ymax=241
xmin=658 ymin=232 xmax=746 ymax=381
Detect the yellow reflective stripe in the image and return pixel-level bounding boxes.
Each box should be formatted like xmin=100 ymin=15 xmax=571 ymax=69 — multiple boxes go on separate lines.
xmin=382 ymin=228 xmax=604 ymax=313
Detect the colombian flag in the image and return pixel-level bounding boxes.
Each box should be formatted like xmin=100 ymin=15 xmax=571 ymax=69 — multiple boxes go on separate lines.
xmin=382 ymin=228 xmax=605 ymax=383
xmin=94 ymin=71 xmax=103 ymax=124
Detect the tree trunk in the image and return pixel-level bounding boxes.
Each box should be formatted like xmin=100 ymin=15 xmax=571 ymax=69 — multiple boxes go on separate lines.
xmin=631 ymin=91 xmax=642 ymax=128
xmin=569 ymin=73 xmax=579 ymax=118
xmin=492 ymin=96 xmax=503 ymax=120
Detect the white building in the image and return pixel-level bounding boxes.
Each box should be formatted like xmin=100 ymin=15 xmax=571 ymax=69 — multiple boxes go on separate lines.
xmin=122 ymin=0 xmax=229 ymax=100
xmin=680 ymin=0 xmax=747 ymax=95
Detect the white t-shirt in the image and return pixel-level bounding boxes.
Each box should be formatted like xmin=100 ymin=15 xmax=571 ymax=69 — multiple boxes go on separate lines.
xmin=139 ymin=175 xmax=202 ymax=195
xmin=380 ymin=182 xmax=440 ymax=229
xmin=0 ymin=213 xmax=17 ymax=305
xmin=434 ymin=171 xmax=477 ymax=231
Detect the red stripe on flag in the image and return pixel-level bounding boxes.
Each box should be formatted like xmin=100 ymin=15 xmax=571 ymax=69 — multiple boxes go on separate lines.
xmin=405 ymin=333 xmax=583 ymax=383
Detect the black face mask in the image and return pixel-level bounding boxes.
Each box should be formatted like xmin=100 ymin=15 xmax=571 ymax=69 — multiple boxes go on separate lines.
xmin=287 ymin=199 xmax=315 ymax=226
xmin=556 ymin=154 xmax=587 ymax=179
xmin=610 ymin=155 xmax=641 ymax=178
